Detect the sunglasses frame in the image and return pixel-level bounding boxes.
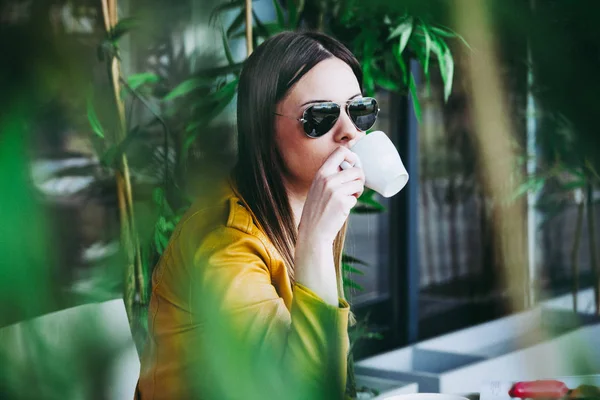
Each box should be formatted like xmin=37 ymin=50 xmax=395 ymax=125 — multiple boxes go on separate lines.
xmin=275 ymin=97 xmax=380 ymax=138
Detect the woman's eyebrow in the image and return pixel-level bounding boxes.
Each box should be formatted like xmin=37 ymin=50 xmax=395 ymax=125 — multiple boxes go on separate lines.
xmin=299 ymin=93 xmax=361 ymax=107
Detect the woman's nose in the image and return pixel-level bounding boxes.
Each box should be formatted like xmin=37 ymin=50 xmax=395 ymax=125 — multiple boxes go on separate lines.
xmin=333 ymin=109 xmax=363 ymax=146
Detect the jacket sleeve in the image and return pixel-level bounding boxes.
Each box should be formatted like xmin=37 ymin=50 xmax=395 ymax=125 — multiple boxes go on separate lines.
xmin=188 ymin=225 xmax=350 ymax=400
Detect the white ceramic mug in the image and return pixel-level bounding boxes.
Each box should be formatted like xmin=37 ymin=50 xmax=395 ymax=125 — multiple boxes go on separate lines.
xmin=341 ymin=130 xmax=409 ymax=197
xmin=381 ymin=394 xmax=469 ymax=400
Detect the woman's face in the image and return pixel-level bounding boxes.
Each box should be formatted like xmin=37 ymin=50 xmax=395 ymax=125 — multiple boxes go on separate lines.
xmin=274 ymin=57 xmax=366 ymax=193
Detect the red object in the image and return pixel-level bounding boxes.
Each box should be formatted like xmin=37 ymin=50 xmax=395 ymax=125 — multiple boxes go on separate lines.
xmin=508 ymin=380 xmax=569 ymax=399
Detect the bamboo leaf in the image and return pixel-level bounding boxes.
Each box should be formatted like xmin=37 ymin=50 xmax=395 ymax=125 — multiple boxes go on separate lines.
xmin=421 ymin=23 xmax=432 ymax=79
xmin=251 ymin=10 xmax=270 ymax=38
xmin=287 ymin=0 xmax=299 ymax=28
xmin=109 ymin=17 xmax=139 ymax=43
xmin=227 ymin=9 xmax=246 ymax=37
xmin=430 ymin=25 xmax=471 ymax=50
xmin=183 ymin=79 xmax=238 ymax=150
xmin=210 ymin=0 xmax=246 ymax=25
xmin=388 ymin=16 xmax=414 ymax=53
xmin=344 ymin=279 xmax=364 ymax=291
xmin=358 ymin=195 xmax=385 ymax=211
xmin=512 ymin=176 xmax=546 ymax=200
xmin=200 ymin=63 xmax=245 ymax=78
xmin=272 ymin=0 xmax=285 ymax=27
xmin=393 ymin=41 xmax=408 ymax=85
xmin=152 ymin=187 xmax=165 ymax=206
xmin=100 ymin=126 xmax=141 ymax=167
xmin=409 ymin=72 xmax=422 ymax=122
xmin=358 ymin=188 xmax=378 ymax=201
xmin=343 ymin=263 xmax=365 ymax=275
xmin=342 ymin=254 xmax=370 ymax=266
xmin=221 ymin=24 xmax=235 ymax=66
xmin=352 ymin=205 xmax=383 ymax=214
xmin=86 ymin=92 xmax=105 ymax=139
xmin=558 ymin=179 xmax=587 ymax=192
xmin=127 ymin=73 xmax=160 ymax=91
xmin=432 ymin=38 xmax=454 ymax=102
xmin=163 ymin=77 xmax=215 ymax=101
xmin=362 ymin=60 xmax=376 ymax=97
xmin=374 ymin=73 xmax=400 ymax=92
xmin=154 ymin=232 xmax=163 ymax=254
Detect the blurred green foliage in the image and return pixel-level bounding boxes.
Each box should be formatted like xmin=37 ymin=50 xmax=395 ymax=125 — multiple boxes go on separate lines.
xmin=3 ymin=0 xmax=600 ymax=398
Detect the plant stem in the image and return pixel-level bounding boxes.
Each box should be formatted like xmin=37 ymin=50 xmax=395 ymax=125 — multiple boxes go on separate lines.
xmin=571 ymin=191 xmax=584 ymax=312
xmin=245 ymin=0 xmax=253 ymax=55
xmin=101 ymin=0 xmax=146 ymax=334
xmin=586 ymin=181 xmax=600 ymax=315
xmin=346 ymin=352 xmax=357 ymax=399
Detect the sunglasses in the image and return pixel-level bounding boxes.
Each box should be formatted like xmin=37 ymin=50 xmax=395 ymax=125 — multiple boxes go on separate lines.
xmin=275 ymin=97 xmax=380 ymax=138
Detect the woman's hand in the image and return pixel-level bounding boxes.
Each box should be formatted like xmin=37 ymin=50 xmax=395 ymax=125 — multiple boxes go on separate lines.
xmin=297 ymin=146 xmax=365 ymax=246
xmin=293 ymin=146 xmax=365 ymax=306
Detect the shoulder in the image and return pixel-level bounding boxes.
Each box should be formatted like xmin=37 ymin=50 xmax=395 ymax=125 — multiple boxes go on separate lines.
xmin=173 ymin=179 xmax=273 ymax=263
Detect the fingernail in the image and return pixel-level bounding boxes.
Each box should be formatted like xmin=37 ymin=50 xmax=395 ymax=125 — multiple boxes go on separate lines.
xmin=340 ymin=161 xmax=353 ymax=170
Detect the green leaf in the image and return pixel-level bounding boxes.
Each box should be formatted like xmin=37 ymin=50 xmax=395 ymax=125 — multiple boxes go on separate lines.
xmin=155 ymin=232 xmax=169 ymax=255
xmin=372 ymin=65 xmax=400 ymax=92
xmin=210 ymin=0 xmax=246 ymax=24
xmin=154 ymin=232 xmax=163 ymax=254
xmin=421 ymin=23 xmax=432 ymax=79
xmin=86 ymin=92 xmax=105 ymax=139
xmin=430 ymin=25 xmax=471 ymax=50
xmin=183 ymin=79 xmax=238 ymax=150
xmin=109 ymin=17 xmax=139 ymax=43
xmin=200 ymin=63 xmax=245 ymax=78
xmin=252 ymin=10 xmax=270 ymax=38
xmin=152 ymin=187 xmax=165 ymax=206
xmin=344 ymin=279 xmax=364 ymax=291
xmin=100 ymin=126 xmax=141 ymax=167
xmin=432 ymin=38 xmax=454 ymax=102
xmin=221 ymin=24 xmax=235 ymax=66
xmin=342 ymin=263 xmax=365 ymax=275
xmin=393 ymin=41 xmax=409 ymax=85
xmin=287 ymin=0 xmax=299 ymax=28
xmin=358 ymin=195 xmax=385 ymax=211
xmin=342 ymin=254 xmax=369 ymax=266
xmin=127 ymin=73 xmax=160 ymax=91
xmin=227 ymin=9 xmax=246 ymax=37
xmin=409 ymin=72 xmax=422 ymax=122
xmin=157 ymin=216 xmax=167 ymax=232
xmin=272 ymin=0 xmax=285 ymax=27
xmin=388 ymin=16 xmax=413 ymax=47
xmin=399 ymin=20 xmax=414 ymax=55
xmin=352 ymin=205 xmax=383 ymax=214
xmin=262 ymin=22 xmax=284 ymax=36
xmin=358 ymin=188 xmax=377 ymax=200
xmin=511 ymin=176 xmax=546 ymax=200
xmin=558 ymin=179 xmax=586 ymax=192
xmin=362 ymin=60 xmax=376 ymax=97
xmin=163 ymin=77 xmax=215 ymax=101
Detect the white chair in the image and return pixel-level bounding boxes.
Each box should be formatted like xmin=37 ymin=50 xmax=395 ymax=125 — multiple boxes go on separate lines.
xmin=0 ymin=299 xmax=140 ymax=399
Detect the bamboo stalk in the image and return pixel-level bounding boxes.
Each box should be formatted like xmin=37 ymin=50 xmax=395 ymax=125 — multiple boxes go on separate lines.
xmin=571 ymin=190 xmax=584 ymax=312
xmin=100 ymin=0 xmax=146 ymax=328
xmin=586 ymin=181 xmax=600 ymax=315
xmin=245 ymin=0 xmax=253 ymax=55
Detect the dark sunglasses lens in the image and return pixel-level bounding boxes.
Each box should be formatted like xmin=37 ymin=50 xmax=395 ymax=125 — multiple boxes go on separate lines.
xmin=303 ymin=103 xmax=340 ymax=137
xmin=348 ymin=97 xmax=379 ymax=131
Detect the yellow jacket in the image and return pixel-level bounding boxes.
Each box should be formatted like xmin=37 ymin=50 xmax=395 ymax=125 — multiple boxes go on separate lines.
xmin=136 ymin=179 xmax=350 ymax=399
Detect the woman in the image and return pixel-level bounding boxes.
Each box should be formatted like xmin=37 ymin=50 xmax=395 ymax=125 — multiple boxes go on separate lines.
xmin=136 ymin=31 xmax=380 ymax=399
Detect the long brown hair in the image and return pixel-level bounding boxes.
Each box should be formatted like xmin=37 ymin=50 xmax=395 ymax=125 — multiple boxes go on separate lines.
xmin=234 ymin=31 xmax=363 ymax=302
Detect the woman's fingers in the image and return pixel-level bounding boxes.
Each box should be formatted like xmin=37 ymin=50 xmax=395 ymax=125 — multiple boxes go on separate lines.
xmin=338 ymin=180 xmax=365 ymax=198
xmin=319 ymin=146 xmax=361 ymax=176
xmin=324 ymin=166 xmax=365 ymax=188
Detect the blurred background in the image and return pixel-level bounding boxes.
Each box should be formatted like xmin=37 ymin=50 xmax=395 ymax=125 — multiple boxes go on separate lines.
xmin=1 ymin=0 xmax=600 ymax=398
